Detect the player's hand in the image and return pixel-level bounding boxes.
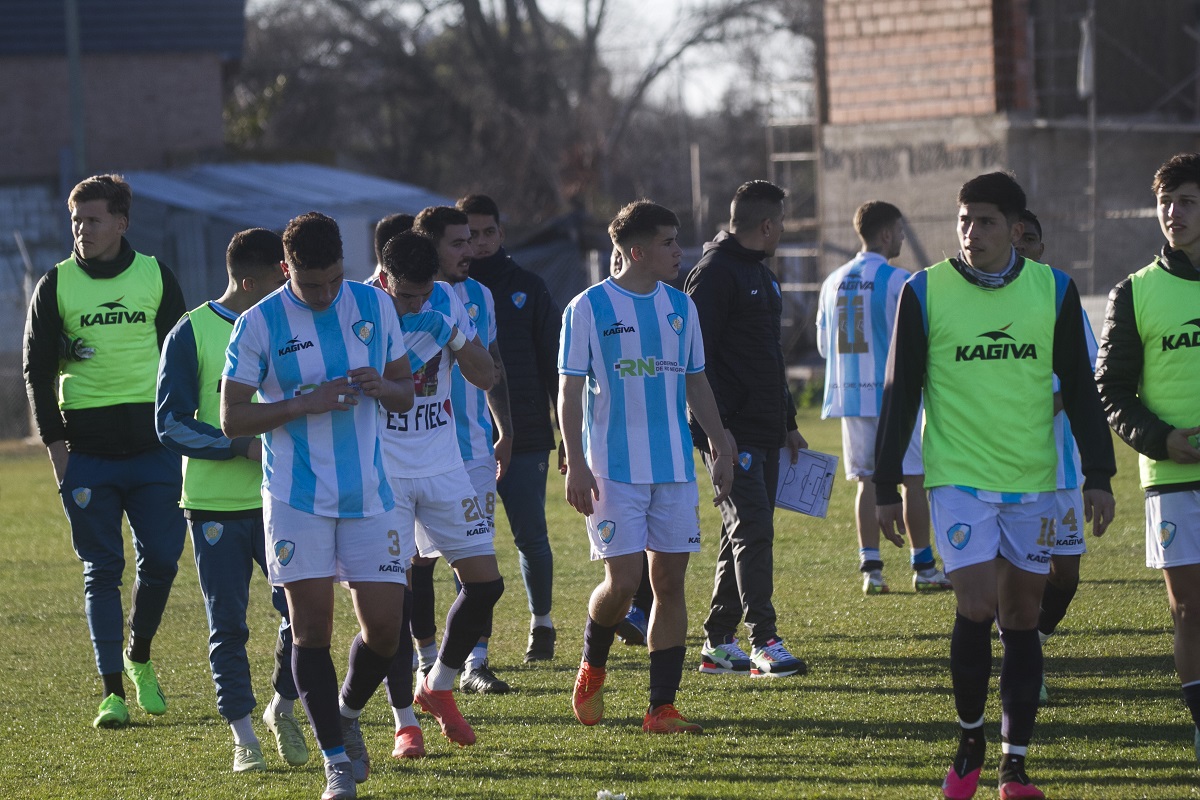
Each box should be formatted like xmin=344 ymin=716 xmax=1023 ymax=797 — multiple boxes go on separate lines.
xmin=1083 ymin=489 xmax=1115 ymax=538
xmin=564 ymin=460 xmax=599 ymax=516
xmin=785 ymin=429 xmax=807 ymax=465
xmin=875 ymin=503 xmax=906 ymax=547
xmin=347 ymin=366 xmax=384 ymax=399
xmin=708 ymin=452 xmax=733 ymax=505
xmin=47 ymin=440 xmax=69 ymax=484
xmin=1166 ymin=426 xmax=1200 ymax=464
xmin=493 ymin=433 xmax=512 ymax=482
xmin=303 ymin=377 xmax=356 ymax=413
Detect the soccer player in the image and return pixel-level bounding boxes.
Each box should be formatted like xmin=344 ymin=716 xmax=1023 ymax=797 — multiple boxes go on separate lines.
xmin=459 ymin=193 xmax=562 ymax=663
xmin=684 ymin=180 xmax=808 ymax=678
xmin=875 ymin=172 xmax=1115 ymax=799
xmin=372 ymin=229 xmax=503 ymax=754
xmin=221 ymin=212 xmax=415 ymax=800
xmin=23 ymin=173 xmax=187 ymax=728
xmin=816 ymin=200 xmax=950 ymax=595
xmin=155 ymin=228 xmax=308 ymax=772
xmin=1096 ymin=151 xmax=1200 ymax=763
xmin=410 ymin=205 xmax=515 ymax=694
xmin=1012 ymin=210 xmax=1098 ymax=703
xmin=370 ymin=213 xmax=414 ymax=279
xmin=561 ymin=200 xmax=733 ymax=734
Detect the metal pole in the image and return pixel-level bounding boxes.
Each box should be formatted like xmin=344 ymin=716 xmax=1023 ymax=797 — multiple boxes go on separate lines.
xmin=690 ymin=143 xmax=703 ymax=243
xmin=1087 ymin=1 xmax=1097 ymax=295
xmin=65 ymin=0 xmax=86 ymax=180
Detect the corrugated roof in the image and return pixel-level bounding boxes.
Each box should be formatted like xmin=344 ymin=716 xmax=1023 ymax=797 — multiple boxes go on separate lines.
xmin=123 ymin=162 xmax=454 ymax=229
xmin=0 ymin=0 xmax=245 ymax=59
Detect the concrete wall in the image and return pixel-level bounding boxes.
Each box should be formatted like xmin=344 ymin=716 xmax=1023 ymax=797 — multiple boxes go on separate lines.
xmin=0 ymin=53 xmax=226 ymax=180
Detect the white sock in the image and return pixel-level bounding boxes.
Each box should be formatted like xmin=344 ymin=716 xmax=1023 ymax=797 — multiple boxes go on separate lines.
xmin=230 ymin=714 xmax=259 ymax=747
xmin=393 ymin=704 xmax=418 ymax=731
xmin=1001 ymin=743 xmax=1028 ymax=757
xmin=417 ymin=641 xmax=438 ymax=672
xmin=339 ymin=700 xmax=362 ymax=719
xmin=1038 ymin=630 xmax=1050 ymax=646
xmin=464 ymin=644 xmax=488 ymax=672
xmin=427 ymin=659 xmax=457 ymax=692
xmin=268 ymin=693 xmax=295 ymax=717
xmin=532 ymin=614 xmax=553 ymax=629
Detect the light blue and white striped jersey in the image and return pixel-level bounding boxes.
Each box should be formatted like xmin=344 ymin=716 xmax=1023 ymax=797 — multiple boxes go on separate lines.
xmin=1054 ymin=308 xmax=1099 ymax=490
xmin=439 ymin=279 xmax=496 ymax=462
xmin=224 ymin=281 xmax=406 ymax=517
xmin=558 ymin=278 xmax=704 ymax=484
xmin=816 ymin=252 xmax=910 ymax=418
xmin=379 ymin=281 xmax=478 ymax=478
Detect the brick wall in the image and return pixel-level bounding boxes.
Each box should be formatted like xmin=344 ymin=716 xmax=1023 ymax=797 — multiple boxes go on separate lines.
xmin=825 ymin=0 xmax=1003 ymax=124
xmin=0 ymin=52 xmax=225 ymax=180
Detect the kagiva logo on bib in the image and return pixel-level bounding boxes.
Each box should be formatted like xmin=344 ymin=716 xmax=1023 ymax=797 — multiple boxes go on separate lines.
xmin=597 ymin=520 xmax=616 ymax=544
xmin=947 ymin=523 xmax=972 ymax=550
xmin=202 ymin=521 xmax=224 ymax=546
xmin=353 ymin=320 xmax=375 ymax=345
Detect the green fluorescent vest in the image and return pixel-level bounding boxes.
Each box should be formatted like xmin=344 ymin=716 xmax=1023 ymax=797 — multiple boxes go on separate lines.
xmin=1130 ymin=259 xmax=1200 ymax=488
xmin=181 ymin=304 xmax=263 ymax=511
xmin=923 ymin=259 xmax=1057 ymax=492
xmin=56 ymin=253 xmax=162 ymax=409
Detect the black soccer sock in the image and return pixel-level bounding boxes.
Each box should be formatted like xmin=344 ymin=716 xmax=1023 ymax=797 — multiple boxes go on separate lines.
xmin=582 ymin=615 xmax=621 ymax=670
xmin=951 ymin=723 xmax=986 ymax=778
xmin=950 ymin=613 xmax=993 ymax=726
xmin=292 ymin=644 xmax=342 ymax=752
xmin=439 ymin=578 xmax=504 ymax=670
xmin=340 ymin=632 xmax=394 ymax=712
xmin=410 ymin=560 xmax=438 ymax=642
xmin=632 ymin=553 xmax=654 ymax=614
xmin=101 ymin=672 xmax=125 ymax=700
xmin=385 ymin=588 xmax=415 ymax=709
xmin=1037 ymin=576 xmax=1078 ymax=637
xmin=1182 ymin=681 xmax=1200 ymax=729
xmin=648 ymin=645 xmax=686 ymax=710
xmin=126 ymin=634 xmax=152 ymax=665
xmin=999 ymin=752 xmax=1034 ymax=786
xmin=272 ymin=618 xmax=298 ymax=701
xmin=998 ymin=626 xmax=1043 ymax=749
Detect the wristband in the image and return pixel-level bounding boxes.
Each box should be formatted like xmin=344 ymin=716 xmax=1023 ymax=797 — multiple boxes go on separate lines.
xmin=448 ymin=328 xmax=467 ymax=351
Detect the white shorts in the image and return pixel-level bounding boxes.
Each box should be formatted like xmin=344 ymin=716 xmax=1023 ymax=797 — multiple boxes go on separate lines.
xmin=841 ymin=414 xmax=922 ymax=480
xmin=263 ymin=494 xmax=410 ymax=585
xmin=1145 ymin=490 xmax=1200 ymax=569
xmin=1051 ymin=487 xmax=1087 ymax=556
xmin=930 ymin=486 xmax=1056 ymax=576
xmin=463 ymin=456 xmax=498 ymax=523
xmin=392 ymin=466 xmax=496 ymax=565
xmin=586 ymin=477 xmax=700 ymax=561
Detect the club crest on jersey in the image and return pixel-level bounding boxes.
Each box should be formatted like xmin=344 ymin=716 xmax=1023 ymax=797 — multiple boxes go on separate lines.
xmin=946 ymin=523 xmax=972 ymax=550
xmin=597 ymin=519 xmax=616 ymax=544
xmin=353 ymin=320 xmax=375 ymax=345
xmin=72 ymin=488 xmax=92 ymax=508
xmin=465 ymin=302 xmax=480 ymax=321
xmin=667 ymin=313 xmax=684 ymax=334
xmin=511 ymin=292 xmax=527 ymax=309
xmin=202 ymin=521 xmax=224 ymax=546
xmin=1159 ymin=521 xmax=1177 ymax=548
xmin=738 ymin=452 xmax=752 ymax=470
xmin=275 ymin=540 xmax=296 ymax=566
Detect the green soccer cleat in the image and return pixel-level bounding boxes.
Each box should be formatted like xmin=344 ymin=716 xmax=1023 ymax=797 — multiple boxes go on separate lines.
xmin=233 ymin=743 xmax=267 ymax=773
xmin=93 ymin=693 xmax=130 ymax=729
xmin=263 ymin=705 xmax=310 ymax=766
xmin=123 ymin=654 xmax=167 ymax=715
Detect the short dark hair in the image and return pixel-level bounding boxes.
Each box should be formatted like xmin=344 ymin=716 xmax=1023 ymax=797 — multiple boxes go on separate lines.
xmin=730 ymin=180 xmax=786 ymax=230
xmin=375 ymin=213 xmax=414 ymax=265
xmin=957 ymin=172 xmax=1026 ymax=221
xmin=1018 ymin=209 xmax=1042 ymax=239
xmin=853 ymin=201 xmax=903 ymax=243
xmin=608 ymin=201 xmax=679 ymax=250
xmin=1152 ymin=152 xmax=1200 ymax=195
xmin=282 ymin=212 xmax=343 ymax=271
xmin=413 ymin=206 xmax=469 ymax=243
xmin=68 ymin=174 xmax=131 ymax=219
xmin=227 ymin=228 xmax=284 ymax=281
xmin=380 ymin=230 xmax=440 ymax=285
xmin=456 ymin=194 xmax=501 ymax=223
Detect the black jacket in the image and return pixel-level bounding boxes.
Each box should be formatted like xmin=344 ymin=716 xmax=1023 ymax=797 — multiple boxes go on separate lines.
xmin=468 ymin=247 xmax=560 ymax=453
xmin=1095 ymin=246 xmax=1200 ymax=492
xmin=23 ymin=239 xmax=186 ymax=455
xmin=683 ymin=231 xmax=797 ymax=451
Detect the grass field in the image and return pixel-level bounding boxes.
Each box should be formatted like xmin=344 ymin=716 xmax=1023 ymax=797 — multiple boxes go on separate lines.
xmin=0 ymin=409 xmax=1196 ymax=799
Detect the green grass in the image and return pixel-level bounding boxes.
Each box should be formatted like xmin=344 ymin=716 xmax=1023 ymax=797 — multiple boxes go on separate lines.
xmin=0 ymin=410 xmax=1196 ymax=799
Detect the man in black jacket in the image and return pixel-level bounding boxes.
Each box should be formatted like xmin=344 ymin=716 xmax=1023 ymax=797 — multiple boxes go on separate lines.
xmin=23 ymin=174 xmax=187 ymax=728
xmin=458 ymin=194 xmax=562 ymax=662
xmin=684 ymin=180 xmax=807 ymax=678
